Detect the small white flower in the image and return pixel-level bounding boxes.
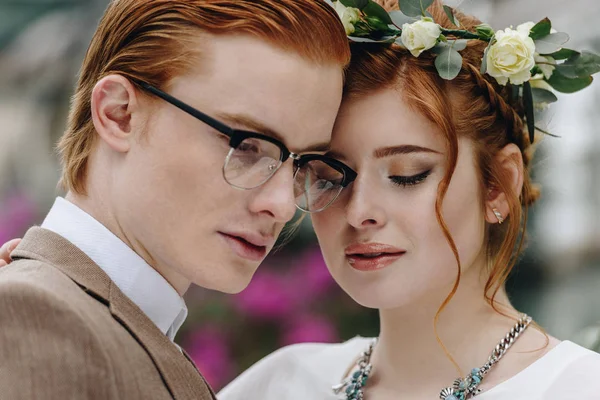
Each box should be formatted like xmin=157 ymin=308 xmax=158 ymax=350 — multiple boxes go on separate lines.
xmin=534 ymin=54 xmax=556 ymax=79
xmin=400 ymin=18 xmax=442 ymax=57
xmin=529 ymin=77 xmax=554 ymax=92
xmin=516 ymin=21 xmax=535 ymax=35
xmin=486 ymin=26 xmax=536 ymax=85
xmin=333 ymin=1 xmax=361 ymax=35
xmin=516 ymin=21 xmax=557 ymax=35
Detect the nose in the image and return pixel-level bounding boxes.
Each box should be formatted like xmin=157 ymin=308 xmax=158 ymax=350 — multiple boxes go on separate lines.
xmin=345 ymin=174 xmax=387 ymax=230
xmin=248 ymin=161 xmax=297 ymax=223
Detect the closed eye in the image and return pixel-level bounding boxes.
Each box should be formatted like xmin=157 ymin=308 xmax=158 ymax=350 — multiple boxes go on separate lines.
xmin=390 ymin=170 xmax=432 ymax=187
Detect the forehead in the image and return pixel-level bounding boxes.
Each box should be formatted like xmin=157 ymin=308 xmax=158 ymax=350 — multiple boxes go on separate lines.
xmin=332 ymin=88 xmax=446 ymax=157
xmin=169 ymin=34 xmax=345 ymax=152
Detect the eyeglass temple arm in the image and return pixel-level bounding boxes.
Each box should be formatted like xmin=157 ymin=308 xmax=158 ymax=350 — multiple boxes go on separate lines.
xmin=139 ymin=82 xmax=234 ymax=138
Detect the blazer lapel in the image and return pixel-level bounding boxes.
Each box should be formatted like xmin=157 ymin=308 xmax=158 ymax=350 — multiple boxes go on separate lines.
xmin=11 ymin=227 xmax=215 ymax=400
xmin=109 ymin=283 xmax=214 ymax=400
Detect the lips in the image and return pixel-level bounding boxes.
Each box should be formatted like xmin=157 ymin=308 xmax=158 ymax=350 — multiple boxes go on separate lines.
xmin=219 ymin=231 xmax=273 ymax=262
xmin=344 ymin=242 xmax=406 ymax=271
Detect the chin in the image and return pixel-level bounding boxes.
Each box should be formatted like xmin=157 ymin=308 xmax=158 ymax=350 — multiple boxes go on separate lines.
xmin=334 ymin=271 xmax=423 ymax=311
xmin=192 ymin=262 xmax=257 ymax=295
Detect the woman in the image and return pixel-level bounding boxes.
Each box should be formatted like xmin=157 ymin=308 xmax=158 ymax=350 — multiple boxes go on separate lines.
xmin=216 ymin=1 xmax=600 ymax=399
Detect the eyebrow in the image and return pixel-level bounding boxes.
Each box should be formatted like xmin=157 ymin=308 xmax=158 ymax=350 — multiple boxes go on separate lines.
xmin=374 ymin=145 xmax=441 ymax=158
xmin=216 ymin=113 xmax=330 ymax=153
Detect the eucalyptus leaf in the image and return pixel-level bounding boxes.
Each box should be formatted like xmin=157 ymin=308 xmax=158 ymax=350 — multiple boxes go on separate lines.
xmin=534 ymin=32 xmax=570 ymax=55
xmin=529 ymin=17 xmax=551 ymax=40
xmin=546 ymin=70 xmax=593 ymax=93
xmin=443 ymin=5 xmax=459 ymax=27
xmin=531 ymin=88 xmax=558 ymax=104
xmin=399 ymin=0 xmax=434 ymax=17
xmin=522 ymin=82 xmax=536 ymax=144
xmin=435 ymin=47 xmax=463 ymax=80
xmin=549 ymin=48 xmax=580 ymax=60
xmin=556 ymin=51 xmax=600 ymax=79
xmin=431 ymin=42 xmax=447 ymax=54
xmin=389 ymin=10 xmax=416 ymax=27
xmin=339 ymin=0 xmax=369 ymax=9
xmin=349 ymin=36 xmax=396 ymax=43
xmin=363 ymin=0 xmax=393 ymax=24
xmin=450 ymin=39 xmax=468 ymax=51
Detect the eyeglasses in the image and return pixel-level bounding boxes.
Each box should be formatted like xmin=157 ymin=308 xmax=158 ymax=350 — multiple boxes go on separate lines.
xmin=138 ymin=82 xmax=356 ymax=213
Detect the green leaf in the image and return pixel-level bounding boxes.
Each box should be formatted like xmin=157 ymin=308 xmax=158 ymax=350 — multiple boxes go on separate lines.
xmin=450 ymin=39 xmax=468 ymax=51
xmin=364 ymin=15 xmax=390 ymax=31
xmin=435 ymin=47 xmax=463 ymax=80
xmin=443 ymin=5 xmax=459 ymax=27
xmin=349 ymin=36 xmax=396 ymax=43
xmin=529 ymin=17 xmax=551 ymax=40
xmin=339 ymin=0 xmax=369 ymax=9
xmin=511 ymin=84 xmax=521 ymax=103
xmin=399 ymin=0 xmax=434 ymax=17
xmin=556 ymin=51 xmax=600 ymax=79
xmin=388 ymin=10 xmax=416 ymax=27
xmin=534 ymin=32 xmax=570 ymax=55
xmin=522 ymin=82 xmax=536 ymax=144
xmin=531 ymin=88 xmax=558 ymax=104
xmin=475 ymin=23 xmax=495 ymax=40
xmin=363 ymin=0 xmax=393 ymax=24
xmin=546 ymin=70 xmax=593 ymax=93
xmin=549 ymin=48 xmax=580 ymax=60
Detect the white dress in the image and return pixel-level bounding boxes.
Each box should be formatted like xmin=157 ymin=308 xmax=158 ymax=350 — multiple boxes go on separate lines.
xmin=218 ymin=337 xmax=600 ymax=399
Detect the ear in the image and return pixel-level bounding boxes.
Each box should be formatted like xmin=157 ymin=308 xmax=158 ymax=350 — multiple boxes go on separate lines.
xmin=484 ymin=143 xmax=524 ymax=224
xmin=91 ymin=75 xmax=141 ymax=153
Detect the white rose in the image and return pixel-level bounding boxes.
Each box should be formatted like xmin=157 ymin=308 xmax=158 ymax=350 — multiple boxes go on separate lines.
xmin=333 ymin=1 xmax=361 ymax=35
xmin=516 ymin=21 xmax=535 ymax=35
xmin=486 ymin=27 xmax=536 ymax=85
xmin=400 ymin=18 xmax=442 ymax=57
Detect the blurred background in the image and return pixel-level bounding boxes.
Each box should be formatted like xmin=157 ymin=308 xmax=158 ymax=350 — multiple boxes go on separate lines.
xmin=0 ymin=0 xmax=599 ymax=391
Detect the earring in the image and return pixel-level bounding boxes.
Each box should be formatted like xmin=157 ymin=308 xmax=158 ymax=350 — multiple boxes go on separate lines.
xmin=492 ymin=208 xmax=504 ymax=224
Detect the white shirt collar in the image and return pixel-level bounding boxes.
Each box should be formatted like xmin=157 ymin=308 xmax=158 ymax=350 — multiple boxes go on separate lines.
xmin=41 ymin=197 xmax=188 ymax=341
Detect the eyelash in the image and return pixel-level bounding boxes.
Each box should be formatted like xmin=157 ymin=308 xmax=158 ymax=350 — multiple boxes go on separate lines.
xmin=389 ymin=170 xmax=432 ymax=187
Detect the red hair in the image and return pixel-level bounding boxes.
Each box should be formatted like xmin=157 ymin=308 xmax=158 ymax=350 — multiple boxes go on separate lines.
xmin=59 ymin=0 xmax=350 ymax=193
xmin=345 ymin=0 xmax=541 ymax=371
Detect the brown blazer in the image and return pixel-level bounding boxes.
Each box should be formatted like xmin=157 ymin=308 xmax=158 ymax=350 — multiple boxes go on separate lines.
xmin=0 ymin=227 xmax=216 ymax=400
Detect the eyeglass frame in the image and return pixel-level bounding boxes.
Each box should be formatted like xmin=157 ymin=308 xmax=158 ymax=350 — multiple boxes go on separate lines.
xmin=137 ymin=81 xmax=357 ymax=212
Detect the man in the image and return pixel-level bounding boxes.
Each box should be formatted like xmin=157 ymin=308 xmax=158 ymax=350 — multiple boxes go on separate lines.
xmin=0 ymin=0 xmax=352 ymax=398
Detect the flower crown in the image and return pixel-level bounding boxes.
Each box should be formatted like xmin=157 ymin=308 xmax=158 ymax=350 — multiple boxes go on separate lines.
xmin=328 ymin=0 xmax=600 ymax=143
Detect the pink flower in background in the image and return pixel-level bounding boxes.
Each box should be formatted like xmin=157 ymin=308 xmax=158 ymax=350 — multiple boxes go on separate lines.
xmin=233 ymin=270 xmax=295 ymax=320
xmin=0 ymin=191 xmax=37 ymax=243
xmin=295 ymin=247 xmax=336 ymax=297
xmin=281 ymin=314 xmax=339 ymax=346
xmin=185 ymin=326 xmax=235 ymax=391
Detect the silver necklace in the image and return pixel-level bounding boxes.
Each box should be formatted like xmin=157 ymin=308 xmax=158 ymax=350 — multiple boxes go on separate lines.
xmin=332 ymin=314 xmax=532 ymax=400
